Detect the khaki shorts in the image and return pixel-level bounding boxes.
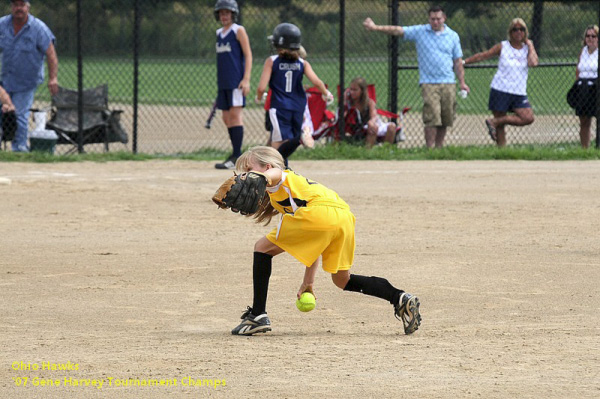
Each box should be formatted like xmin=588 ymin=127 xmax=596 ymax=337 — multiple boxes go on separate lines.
xmin=421 ymin=84 xmax=457 ymax=127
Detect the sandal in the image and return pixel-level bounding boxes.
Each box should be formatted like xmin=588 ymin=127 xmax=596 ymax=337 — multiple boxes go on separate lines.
xmin=485 ymin=120 xmax=497 ymax=142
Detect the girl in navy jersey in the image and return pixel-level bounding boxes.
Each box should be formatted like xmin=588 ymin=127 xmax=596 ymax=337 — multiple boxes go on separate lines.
xmin=214 ymin=0 xmax=252 ymax=170
xmin=256 ymin=23 xmax=332 ymax=166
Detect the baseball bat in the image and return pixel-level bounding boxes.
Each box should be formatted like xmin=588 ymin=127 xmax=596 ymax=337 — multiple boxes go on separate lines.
xmin=205 ymin=100 xmax=218 ymax=129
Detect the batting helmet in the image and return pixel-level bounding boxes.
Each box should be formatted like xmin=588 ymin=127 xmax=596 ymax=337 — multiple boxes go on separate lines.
xmin=214 ymin=0 xmax=239 ymax=22
xmin=271 ymin=23 xmax=302 ymax=50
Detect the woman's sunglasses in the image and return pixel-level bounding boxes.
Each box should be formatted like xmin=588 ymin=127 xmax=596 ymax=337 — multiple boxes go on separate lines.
xmin=511 ymin=27 xmax=526 ymax=32
xmin=586 ymin=34 xmax=597 ymax=38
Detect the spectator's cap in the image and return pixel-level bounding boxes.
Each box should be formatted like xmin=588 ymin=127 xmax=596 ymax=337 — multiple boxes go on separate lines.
xmin=11 ymin=0 xmax=31 ymax=4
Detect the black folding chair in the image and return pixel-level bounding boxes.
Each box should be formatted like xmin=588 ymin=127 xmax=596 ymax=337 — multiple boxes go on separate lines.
xmin=0 ymin=110 xmax=17 ymax=151
xmin=45 ymin=84 xmax=128 ymax=154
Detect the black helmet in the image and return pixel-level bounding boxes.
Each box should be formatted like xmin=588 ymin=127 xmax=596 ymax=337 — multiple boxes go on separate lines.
xmin=271 ymin=23 xmax=302 ymax=50
xmin=214 ymin=0 xmax=239 ymax=22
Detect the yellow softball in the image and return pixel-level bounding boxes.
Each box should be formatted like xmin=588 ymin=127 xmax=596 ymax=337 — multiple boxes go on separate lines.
xmin=296 ymin=292 xmax=316 ymax=312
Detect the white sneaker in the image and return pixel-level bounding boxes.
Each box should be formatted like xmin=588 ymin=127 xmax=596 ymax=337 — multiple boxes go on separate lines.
xmin=215 ymin=155 xmax=237 ymax=170
xmin=396 ymin=129 xmax=406 ymax=143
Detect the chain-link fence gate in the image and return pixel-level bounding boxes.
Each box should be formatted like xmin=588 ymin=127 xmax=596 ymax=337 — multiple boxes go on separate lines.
xmin=15 ymin=0 xmax=599 ymax=154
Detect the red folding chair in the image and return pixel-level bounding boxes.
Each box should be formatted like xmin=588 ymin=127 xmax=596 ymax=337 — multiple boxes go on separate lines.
xmin=337 ymin=84 xmax=411 ymax=144
xmin=304 ymin=86 xmax=336 ymax=142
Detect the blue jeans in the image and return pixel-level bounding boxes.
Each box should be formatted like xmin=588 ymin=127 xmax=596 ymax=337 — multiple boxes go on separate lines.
xmin=7 ymin=89 xmax=36 ymax=152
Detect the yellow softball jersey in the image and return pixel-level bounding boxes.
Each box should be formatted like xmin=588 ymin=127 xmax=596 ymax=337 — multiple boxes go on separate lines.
xmin=265 ymin=170 xmax=356 ymax=273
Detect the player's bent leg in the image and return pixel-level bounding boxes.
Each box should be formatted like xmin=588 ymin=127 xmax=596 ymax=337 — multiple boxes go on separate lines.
xmin=341 ymin=273 xmax=422 ymax=334
xmin=254 ymin=236 xmax=284 ymax=256
xmin=331 ymin=270 xmax=350 ymax=289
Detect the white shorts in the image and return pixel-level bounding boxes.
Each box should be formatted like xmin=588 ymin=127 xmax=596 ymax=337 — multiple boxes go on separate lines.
xmin=363 ymin=118 xmax=391 ymax=137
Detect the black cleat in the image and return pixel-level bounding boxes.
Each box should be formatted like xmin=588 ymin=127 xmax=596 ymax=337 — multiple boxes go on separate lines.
xmin=394 ymin=293 xmax=421 ymax=335
xmin=215 ymin=155 xmax=237 ymax=170
xmin=231 ymin=307 xmax=272 ymax=336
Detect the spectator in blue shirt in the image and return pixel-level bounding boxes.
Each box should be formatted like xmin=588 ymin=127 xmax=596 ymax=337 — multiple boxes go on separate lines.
xmin=0 ymin=0 xmax=58 ymax=152
xmin=363 ymin=5 xmax=469 ymax=148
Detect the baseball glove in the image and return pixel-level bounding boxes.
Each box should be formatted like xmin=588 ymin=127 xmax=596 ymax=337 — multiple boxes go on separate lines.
xmin=212 ymin=172 xmax=271 ymax=215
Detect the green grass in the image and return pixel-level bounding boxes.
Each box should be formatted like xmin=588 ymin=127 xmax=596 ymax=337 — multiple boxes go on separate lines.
xmin=292 ymin=142 xmax=600 ymax=161
xmin=47 ymin=57 xmax=577 ymax=116
xmin=2 ymin=143 xmax=599 ymax=163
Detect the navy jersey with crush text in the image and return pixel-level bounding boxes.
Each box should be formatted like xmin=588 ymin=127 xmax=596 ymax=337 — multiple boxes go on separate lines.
xmin=269 ymin=55 xmax=307 ymax=112
xmin=216 ymin=24 xmax=245 ymax=90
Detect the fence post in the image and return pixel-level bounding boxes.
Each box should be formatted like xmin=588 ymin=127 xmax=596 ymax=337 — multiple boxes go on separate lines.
xmin=76 ymin=0 xmax=84 ymax=153
xmin=531 ymin=1 xmax=544 ymax=57
xmin=238 ymin=0 xmax=244 ymax=25
xmin=337 ymin=0 xmax=345 ymax=137
xmin=388 ymin=0 xmax=399 ymax=119
xmin=597 ymin=0 xmax=600 ymax=149
xmin=133 ymin=0 xmax=140 ymax=154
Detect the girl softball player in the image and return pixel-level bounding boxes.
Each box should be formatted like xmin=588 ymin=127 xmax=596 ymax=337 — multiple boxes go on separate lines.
xmin=255 ymin=23 xmax=332 ymax=167
xmin=214 ymin=0 xmax=252 ymax=170
xmin=231 ymin=146 xmax=421 ymax=336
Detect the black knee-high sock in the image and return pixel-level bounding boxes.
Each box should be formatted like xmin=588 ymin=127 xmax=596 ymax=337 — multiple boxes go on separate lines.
xmin=343 ymin=274 xmax=403 ymax=305
xmin=277 ymin=136 xmax=301 ymax=165
xmin=229 ymin=126 xmax=244 ymax=157
xmin=252 ymin=252 xmax=273 ymax=316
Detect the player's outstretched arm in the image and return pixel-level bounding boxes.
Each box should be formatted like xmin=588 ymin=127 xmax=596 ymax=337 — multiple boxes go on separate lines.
xmin=363 ymin=17 xmax=404 ymax=36
xmin=463 ymin=43 xmax=501 ymax=65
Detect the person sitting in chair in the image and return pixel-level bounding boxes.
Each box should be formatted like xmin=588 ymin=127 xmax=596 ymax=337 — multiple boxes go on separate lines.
xmin=343 ymin=77 xmax=399 ymax=148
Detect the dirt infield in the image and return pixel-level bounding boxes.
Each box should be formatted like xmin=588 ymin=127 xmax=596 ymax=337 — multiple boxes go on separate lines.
xmin=1 ymin=160 xmax=599 ymax=398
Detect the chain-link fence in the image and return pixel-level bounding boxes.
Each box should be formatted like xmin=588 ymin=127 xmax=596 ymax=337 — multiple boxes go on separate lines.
xmin=2 ymin=0 xmax=597 ymax=154
xmin=387 ymin=1 xmax=599 ymax=148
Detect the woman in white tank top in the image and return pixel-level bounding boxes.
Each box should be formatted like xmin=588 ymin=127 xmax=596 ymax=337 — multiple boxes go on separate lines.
xmin=464 ymin=18 xmax=539 ymax=147
xmin=575 ymin=25 xmax=598 ymax=148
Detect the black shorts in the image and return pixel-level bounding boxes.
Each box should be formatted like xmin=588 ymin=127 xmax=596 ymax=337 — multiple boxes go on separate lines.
xmin=574 ymin=79 xmax=597 ymax=117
